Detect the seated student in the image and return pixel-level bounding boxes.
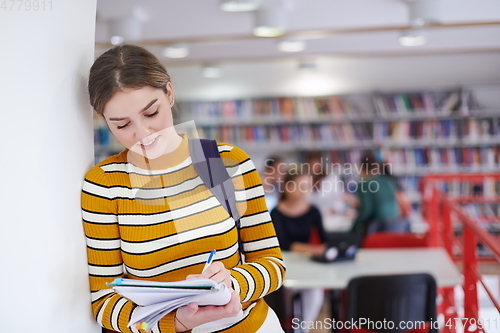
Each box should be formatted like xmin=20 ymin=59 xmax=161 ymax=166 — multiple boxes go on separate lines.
xmin=350 ymin=151 xmax=411 ymax=236
xmin=304 ymin=151 xmax=356 ymax=233
xmin=383 ymin=161 xmax=413 ymax=222
xmin=270 ymin=168 xmax=327 ymax=332
xmin=261 ymin=155 xmax=286 ymax=211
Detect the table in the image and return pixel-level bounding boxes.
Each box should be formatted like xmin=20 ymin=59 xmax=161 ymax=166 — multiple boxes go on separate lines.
xmin=283 ymin=247 xmax=462 ymax=288
xmin=280 ymin=248 xmax=462 ymax=333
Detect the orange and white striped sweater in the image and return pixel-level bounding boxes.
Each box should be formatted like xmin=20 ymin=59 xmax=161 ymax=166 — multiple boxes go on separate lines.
xmin=81 ymin=135 xmax=285 ymax=333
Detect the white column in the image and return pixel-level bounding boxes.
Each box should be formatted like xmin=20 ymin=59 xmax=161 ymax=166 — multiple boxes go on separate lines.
xmin=0 ymin=1 xmax=99 ymax=332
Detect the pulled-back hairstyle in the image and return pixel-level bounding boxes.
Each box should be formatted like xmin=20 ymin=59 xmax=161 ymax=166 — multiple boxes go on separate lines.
xmin=88 ymin=44 xmax=171 ymax=115
xmin=278 ymin=167 xmax=308 ymax=202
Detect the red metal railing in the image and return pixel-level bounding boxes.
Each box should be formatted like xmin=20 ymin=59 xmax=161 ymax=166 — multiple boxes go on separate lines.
xmin=421 ymin=173 xmax=500 ymax=333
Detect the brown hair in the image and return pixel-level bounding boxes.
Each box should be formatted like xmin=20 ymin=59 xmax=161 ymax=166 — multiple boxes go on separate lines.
xmin=304 ymin=150 xmax=326 ymax=184
xmin=264 ymin=155 xmax=284 ymax=171
xmin=88 ymin=44 xmax=171 ymax=116
xmin=278 ymin=167 xmax=309 ymax=202
xmin=359 ymin=151 xmax=380 ymax=174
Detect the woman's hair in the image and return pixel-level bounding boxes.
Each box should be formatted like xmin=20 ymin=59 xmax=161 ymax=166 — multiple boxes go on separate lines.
xmin=264 ymin=155 xmax=284 ymax=171
xmin=304 ymin=150 xmax=326 ymax=184
xmin=278 ymin=167 xmax=308 ymax=202
xmin=88 ymin=44 xmax=172 ymax=116
xmin=359 ymin=151 xmax=380 ymax=174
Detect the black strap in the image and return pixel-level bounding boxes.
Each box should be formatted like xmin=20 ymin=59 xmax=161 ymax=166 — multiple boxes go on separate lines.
xmin=189 ymin=139 xmax=244 ymax=262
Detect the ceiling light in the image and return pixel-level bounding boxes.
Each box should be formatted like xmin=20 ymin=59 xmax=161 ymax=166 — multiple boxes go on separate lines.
xmin=162 ymin=44 xmax=189 ymax=58
xmin=277 ymin=40 xmax=305 ymax=53
xmin=253 ymin=7 xmax=286 ymax=37
xmin=406 ymin=0 xmax=442 ymax=26
xmin=110 ymin=36 xmax=124 ymax=46
xmin=398 ymin=29 xmax=427 ymax=46
xmin=202 ymin=66 xmax=223 ymax=78
xmin=220 ymin=0 xmax=261 ymax=12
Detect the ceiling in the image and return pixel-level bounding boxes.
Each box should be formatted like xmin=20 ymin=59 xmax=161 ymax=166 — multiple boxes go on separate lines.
xmin=94 ymin=0 xmax=500 ymax=100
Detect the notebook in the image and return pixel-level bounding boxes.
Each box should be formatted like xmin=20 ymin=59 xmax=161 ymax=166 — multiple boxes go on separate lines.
xmin=311 ymin=232 xmax=362 ymax=263
xmin=107 ymin=278 xmax=243 ymax=331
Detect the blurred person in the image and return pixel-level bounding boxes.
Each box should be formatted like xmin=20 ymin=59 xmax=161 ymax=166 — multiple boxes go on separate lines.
xmin=262 ymin=155 xmax=286 ymax=210
xmin=383 ymin=162 xmax=413 ymax=221
xmin=350 ymin=151 xmax=411 ymax=236
xmin=270 ymin=168 xmax=327 ymax=332
xmin=349 ymin=158 xmax=413 ymax=221
xmin=305 ymin=151 xmax=356 ymax=233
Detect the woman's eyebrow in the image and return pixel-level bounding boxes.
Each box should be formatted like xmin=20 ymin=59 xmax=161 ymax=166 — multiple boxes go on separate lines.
xmin=108 ymin=99 xmax=159 ymax=121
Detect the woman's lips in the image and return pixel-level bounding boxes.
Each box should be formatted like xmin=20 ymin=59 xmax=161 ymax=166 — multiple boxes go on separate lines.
xmin=139 ymin=136 xmax=158 ymax=150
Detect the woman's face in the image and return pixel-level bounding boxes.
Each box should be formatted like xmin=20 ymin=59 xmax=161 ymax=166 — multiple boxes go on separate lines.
xmin=103 ymin=83 xmax=177 ymax=159
xmin=285 ymin=174 xmax=313 ymax=200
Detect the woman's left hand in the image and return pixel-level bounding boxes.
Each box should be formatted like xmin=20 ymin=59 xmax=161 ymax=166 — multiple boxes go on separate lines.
xmin=186 ymin=261 xmax=232 ymax=290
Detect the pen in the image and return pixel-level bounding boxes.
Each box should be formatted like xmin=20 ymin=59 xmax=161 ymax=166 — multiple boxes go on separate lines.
xmin=202 ymin=249 xmax=216 ymax=273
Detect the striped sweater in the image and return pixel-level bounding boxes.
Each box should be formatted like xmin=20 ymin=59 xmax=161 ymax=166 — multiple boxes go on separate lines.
xmin=81 ymin=135 xmax=285 ymax=333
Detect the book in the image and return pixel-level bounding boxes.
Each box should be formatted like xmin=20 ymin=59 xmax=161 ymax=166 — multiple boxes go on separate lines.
xmin=107 ymin=278 xmax=241 ymax=331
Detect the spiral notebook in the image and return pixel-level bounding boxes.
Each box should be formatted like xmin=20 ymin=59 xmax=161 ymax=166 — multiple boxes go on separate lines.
xmin=107 ymin=278 xmax=243 ymax=331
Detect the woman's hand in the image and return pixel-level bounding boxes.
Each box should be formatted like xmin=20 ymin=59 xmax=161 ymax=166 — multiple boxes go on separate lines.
xmin=173 ymin=262 xmax=241 ymax=331
xmin=174 ymin=288 xmax=242 ymax=331
xmin=290 ymin=242 xmax=327 ymax=257
xmin=310 ymin=244 xmax=327 ymax=257
xmin=186 ymin=261 xmax=232 ymax=290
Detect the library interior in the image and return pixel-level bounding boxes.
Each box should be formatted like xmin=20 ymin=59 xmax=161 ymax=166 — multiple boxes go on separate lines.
xmin=91 ymin=1 xmax=500 ymax=333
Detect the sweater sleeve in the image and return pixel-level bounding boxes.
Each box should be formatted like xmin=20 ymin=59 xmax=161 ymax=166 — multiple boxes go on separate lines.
xmin=81 ymin=165 xmax=176 ymax=333
xmin=217 ymin=143 xmax=286 ymax=305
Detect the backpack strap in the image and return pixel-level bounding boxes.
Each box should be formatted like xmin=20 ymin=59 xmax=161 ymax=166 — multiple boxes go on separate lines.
xmin=189 ymin=139 xmax=244 ymax=261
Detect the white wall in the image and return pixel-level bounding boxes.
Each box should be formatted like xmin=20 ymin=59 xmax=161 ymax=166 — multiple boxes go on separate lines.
xmin=0 ymin=2 xmax=99 ymax=332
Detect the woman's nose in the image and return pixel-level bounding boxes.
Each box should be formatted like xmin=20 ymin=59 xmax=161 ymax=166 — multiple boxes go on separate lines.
xmin=135 ymin=122 xmax=152 ymax=141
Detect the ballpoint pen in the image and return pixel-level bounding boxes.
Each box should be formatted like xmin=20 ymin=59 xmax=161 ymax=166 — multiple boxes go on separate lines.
xmin=202 ymin=249 xmax=216 ymax=273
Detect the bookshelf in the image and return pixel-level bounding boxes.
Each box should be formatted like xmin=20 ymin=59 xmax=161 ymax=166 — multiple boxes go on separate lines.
xmin=94 ymin=87 xmax=500 ymax=211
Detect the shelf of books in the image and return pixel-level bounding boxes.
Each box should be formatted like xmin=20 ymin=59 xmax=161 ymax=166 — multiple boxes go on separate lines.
xmin=94 ymin=87 xmax=500 ymax=209
xmin=421 ymin=173 xmax=500 ymax=260
xmin=176 ymin=88 xmax=500 ymax=206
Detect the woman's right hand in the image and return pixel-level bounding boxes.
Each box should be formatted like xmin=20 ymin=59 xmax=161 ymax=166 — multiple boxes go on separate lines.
xmin=310 ymin=244 xmax=327 ymax=257
xmin=174 ymin=289 xmax=242 ymax=332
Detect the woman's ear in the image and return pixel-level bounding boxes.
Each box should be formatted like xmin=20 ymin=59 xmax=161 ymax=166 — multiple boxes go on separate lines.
xmin=166 ymin=82 xmax=175 ymax=106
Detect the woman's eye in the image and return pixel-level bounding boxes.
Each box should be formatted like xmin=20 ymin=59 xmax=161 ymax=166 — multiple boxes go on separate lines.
xmin=117 ymin=122 xmax=130 ymax=130
xmin=146 ymin=110 xmax=159 ymax=117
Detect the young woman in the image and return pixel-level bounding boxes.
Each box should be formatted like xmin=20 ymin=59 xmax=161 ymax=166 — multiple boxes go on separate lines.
xmin=82 ymin=45 xmax=285 ymax=333
xmin=270 ymin=168 xmax=327 ymax=332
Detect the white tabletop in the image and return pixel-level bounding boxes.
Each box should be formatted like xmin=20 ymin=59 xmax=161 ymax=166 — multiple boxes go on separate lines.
xmin=283 ymin=248 xmax=462 ymax=289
